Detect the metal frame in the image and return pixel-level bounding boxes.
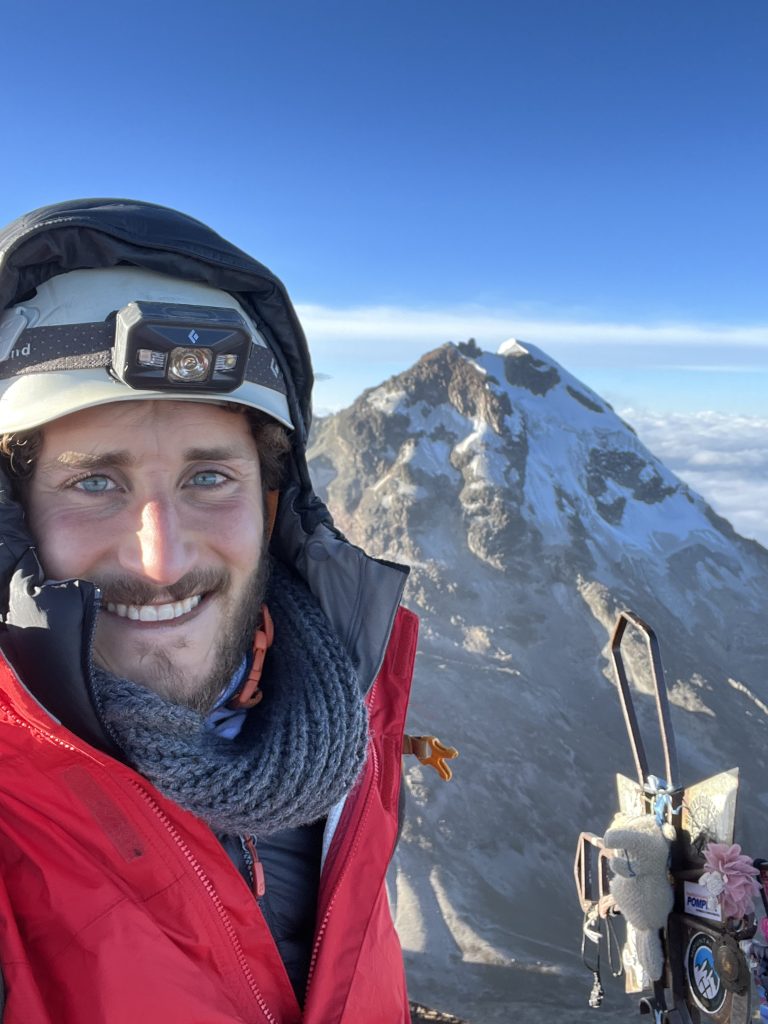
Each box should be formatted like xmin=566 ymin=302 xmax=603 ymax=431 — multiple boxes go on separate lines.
xmin=611 ymin=611 xmax=679 ymax=793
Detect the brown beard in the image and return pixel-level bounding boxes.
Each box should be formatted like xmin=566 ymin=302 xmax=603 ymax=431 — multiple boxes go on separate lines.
xmin=92 ymin=548 xmax=271 ymax=714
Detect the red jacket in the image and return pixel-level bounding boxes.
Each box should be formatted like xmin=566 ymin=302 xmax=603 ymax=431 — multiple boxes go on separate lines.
xmin=0 ymin=607 xmax=418 ymax=1024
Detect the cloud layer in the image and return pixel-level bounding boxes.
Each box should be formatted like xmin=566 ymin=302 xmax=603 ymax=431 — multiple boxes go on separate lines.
xmin=625 ymin=410 xmax=768 ymax=549
xmin=296 ymin=302 xmax=768 ymax=347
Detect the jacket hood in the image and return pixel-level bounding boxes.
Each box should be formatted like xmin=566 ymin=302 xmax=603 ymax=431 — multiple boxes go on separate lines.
xmin=0 ymin=198 xmax=313 ymax=444
xmin=0 ymin=199 xmax=407 ymax=750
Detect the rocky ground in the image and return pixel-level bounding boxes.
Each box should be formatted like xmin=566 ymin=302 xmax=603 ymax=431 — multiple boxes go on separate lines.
xmin=410 ymin=1003 xmax=469 ymax=1023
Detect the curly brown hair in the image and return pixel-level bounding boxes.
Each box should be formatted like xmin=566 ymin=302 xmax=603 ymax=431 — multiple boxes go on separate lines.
xmin=0 ymin=406 xmax=291 ymax=492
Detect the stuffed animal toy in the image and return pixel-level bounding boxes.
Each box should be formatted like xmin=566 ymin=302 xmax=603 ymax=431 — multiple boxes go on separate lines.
xmin=603 ymin=812 xmax=676 ymax=981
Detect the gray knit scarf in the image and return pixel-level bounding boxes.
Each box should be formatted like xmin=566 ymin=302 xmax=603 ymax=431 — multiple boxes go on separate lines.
xmin=90 ymin=562 xmax=369 ymax=837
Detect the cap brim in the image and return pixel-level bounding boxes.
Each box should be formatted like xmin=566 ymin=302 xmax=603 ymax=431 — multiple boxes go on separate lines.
xmin=0 ymin=369 xmax=293 ymax=434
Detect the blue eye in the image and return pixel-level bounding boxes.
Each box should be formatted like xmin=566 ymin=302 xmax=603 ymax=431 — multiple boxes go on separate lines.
xmin=74 ymin=475 xmax=114 ymax=493
xmin=190 ymin=471 xmax=227 ymax=487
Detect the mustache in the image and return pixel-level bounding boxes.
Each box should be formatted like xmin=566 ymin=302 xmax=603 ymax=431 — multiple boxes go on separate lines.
xmin=94 ymin=568 xmax=230 ymax=607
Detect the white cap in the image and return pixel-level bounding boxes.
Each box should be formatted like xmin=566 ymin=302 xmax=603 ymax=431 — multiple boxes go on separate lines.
xmin=0 ymin=267 xmax=293 ymax=433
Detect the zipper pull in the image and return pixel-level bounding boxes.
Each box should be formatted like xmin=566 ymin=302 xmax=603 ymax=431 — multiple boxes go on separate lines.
xmin=243 ymin=835 xmax=266 ymax=898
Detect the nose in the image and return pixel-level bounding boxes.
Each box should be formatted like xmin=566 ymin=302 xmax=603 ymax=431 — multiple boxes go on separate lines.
xmin=118 ymin=498 xmax=196 ymax=586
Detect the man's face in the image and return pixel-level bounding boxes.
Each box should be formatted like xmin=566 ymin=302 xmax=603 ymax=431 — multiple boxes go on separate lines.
xmin=25 ymin=400 xmax=266 ymax=710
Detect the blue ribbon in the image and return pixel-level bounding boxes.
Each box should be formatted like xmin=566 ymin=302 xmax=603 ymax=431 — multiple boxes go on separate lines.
xmin=644 ymin=775 xmax=681 ymax=827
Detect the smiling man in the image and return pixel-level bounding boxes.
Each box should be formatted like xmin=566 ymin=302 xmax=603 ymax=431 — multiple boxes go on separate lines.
xmin=0 ymin=200 xmax=416 ymax=1024
xmin=26 ymin=401 xmax=269 ymax=707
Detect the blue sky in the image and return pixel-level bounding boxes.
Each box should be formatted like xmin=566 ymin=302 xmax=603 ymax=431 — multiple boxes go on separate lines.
xmin=2 ymin=0 xmax=766 ymax=540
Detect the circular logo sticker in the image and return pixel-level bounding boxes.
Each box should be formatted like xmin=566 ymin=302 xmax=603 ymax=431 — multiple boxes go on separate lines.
xmin=686 ymin=931 xmax=726 ymax=1014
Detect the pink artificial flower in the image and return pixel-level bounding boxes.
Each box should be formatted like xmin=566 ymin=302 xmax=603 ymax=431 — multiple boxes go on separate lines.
xmin=701 ymin=843 xmax=760 ymax=921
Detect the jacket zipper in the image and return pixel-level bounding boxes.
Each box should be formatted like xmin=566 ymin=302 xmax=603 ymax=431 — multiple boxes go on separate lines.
xmin=242 ymin=834 xmax=267 ymax=898
xmin=315 ymin=676 xmax=380 ymax=885
xmin=305 ymin=730 xmax=380 ymax=994
xmin=0 ymin=702 xmax=83 ymax=754
xmin=127 ymin=780 xmax=278 ymax=1022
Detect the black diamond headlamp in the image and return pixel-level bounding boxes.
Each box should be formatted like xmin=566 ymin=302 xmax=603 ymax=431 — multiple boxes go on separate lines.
xmin=0 ymin=267 xmax=293 ymax=434
xmin=113 ymin=301 xmax=252 ymax=392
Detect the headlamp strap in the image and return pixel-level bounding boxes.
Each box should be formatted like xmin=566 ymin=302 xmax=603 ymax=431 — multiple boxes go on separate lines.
xmin=227 ymin=605 xmax=275 ymax=711
xmin=0 ymin=321 xmax=287 ymax=397
xmin=0 ymin=322 xmax=113 ymax=379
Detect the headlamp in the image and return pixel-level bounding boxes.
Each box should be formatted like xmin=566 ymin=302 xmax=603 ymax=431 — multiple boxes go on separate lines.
xmin=0 ymin=267 xmax=294 ymax=433
xmin=113 ymin=301 xmax=251 ymax=392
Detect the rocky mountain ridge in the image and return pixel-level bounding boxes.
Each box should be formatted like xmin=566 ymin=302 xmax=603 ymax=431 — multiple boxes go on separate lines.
xmin=307 ymin=339 xmax=768 ymax=1023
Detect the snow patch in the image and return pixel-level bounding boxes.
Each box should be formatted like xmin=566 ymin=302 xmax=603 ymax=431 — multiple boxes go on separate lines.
xmin=418 ymin=402 xmax=473 ymax=436
xmin=668 ymin=680 xmax=716 ymax=716
xmin=408 ymin=438 xmax=461 ymax=481
xmin=367 ymin=386 xmax=408 ymax=415
xmin=454 ymin=420 xmax=511 ymax=488
xmin=430 ymin=867 xmax=517 ymax=968
xmin=462 ymin=625 xmax=493 ymax=654
xmin=392 ymin=867 xmax=428 ymax=952
xmin=497 ymin=337 xmax=529 ymax=358
xmin=728 ymin=678 xmax=768 ymax=717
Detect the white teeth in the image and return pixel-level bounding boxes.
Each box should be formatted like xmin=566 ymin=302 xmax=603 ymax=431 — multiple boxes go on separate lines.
xmin=106 ymin=594 xmax=202 ymax=622
xmin=181 ymin=596 xmax=200 ymax=615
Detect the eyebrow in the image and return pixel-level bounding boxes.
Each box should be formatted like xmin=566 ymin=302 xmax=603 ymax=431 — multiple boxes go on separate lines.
xmin=183 ymin=446 xmax=251 ymax=462
xmin=53 ymin=451 xmax=133 ymax=470
xmin=48 ymin=446 xmax=252 ymax=471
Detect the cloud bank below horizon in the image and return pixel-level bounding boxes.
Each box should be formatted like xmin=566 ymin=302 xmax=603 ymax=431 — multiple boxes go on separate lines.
xmin=624 ymin=410 xmax=768 ymax=551
xmin=297 ymin=301 xmax=768 ymax=350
